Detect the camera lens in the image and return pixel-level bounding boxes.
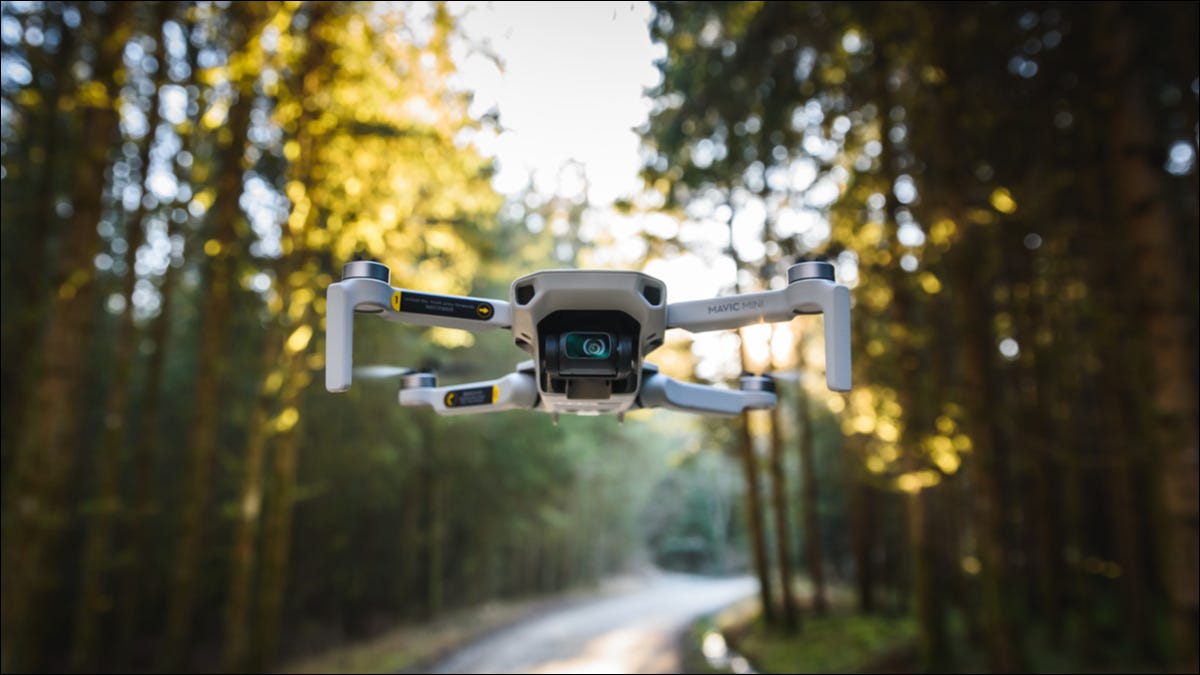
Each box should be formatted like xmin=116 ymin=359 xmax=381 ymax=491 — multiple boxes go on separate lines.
xmin=563 ymin=332 xmax=612 ymax=359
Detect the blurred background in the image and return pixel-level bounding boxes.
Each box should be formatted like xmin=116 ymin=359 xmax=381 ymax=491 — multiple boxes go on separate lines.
xmin=0 ymin=1 xmax=1196 ymax=673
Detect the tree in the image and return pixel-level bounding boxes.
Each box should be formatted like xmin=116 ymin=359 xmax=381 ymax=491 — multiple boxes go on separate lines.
xmin=0 ymin=5 xmax=132 ymax=670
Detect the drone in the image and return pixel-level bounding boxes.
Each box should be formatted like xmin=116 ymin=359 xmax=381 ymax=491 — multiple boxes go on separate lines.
xmin=325 ymin=259 xmax=851 ymax=418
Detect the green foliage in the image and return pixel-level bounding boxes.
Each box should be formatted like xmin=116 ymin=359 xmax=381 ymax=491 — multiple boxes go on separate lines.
xmin=0 ymin=2 xmax=692 ymax=672
xmin=643 ymin=443 xmax=747 ymax=574
xmin=644 ymin=0 xmax=1198 ymax=671
xmin=733 ymin=611 xmax=919 ymax=674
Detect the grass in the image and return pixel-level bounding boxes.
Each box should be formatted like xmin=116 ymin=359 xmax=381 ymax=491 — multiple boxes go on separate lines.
xmin=728 ymin=610 xmax=919 ymax=674
xmin=680 ymin=596 xmax=762 ymax=674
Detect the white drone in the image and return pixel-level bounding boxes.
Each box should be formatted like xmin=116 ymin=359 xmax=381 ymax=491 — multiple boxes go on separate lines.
xmin=325 ymin=260 xmax=851 ymax=418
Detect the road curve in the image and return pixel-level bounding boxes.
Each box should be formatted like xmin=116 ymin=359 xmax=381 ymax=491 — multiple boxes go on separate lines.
xmin=426 ymin=573 xmax=756 ymax=674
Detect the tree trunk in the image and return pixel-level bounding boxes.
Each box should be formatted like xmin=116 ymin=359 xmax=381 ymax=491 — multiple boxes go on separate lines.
xmin=116 ymin=9 xmax=197 ymax=656
xmin=159 ymin=58 xmax=255 ymax=672
xmin=1106 ymin=4 xmax=1199 ymax=665
xmin=252 ymin=5 xmax=333 ymax=663
xmin=114 ymin=242 xmax=178 ymax=659
xmin=794 ymin=346 xmax=828 ymax=614
xmin=221 ymin=322 xmax=282 ymax=672
xmin=0 ymin=6 xmax=131 ymax=671
xmin=909 ymin=489 xmax=951 ymax=672
xmin=427 ymin=441 xmax=446 ymax=618
xmin=0 ymin=7 xmax=74 ymax=481
xmin=851 ymin=468 xmax=877 ymax=614
xmin=251 ymin=363 xmax=310 ymax=671
xmin=739 ymin=413 xmax=776 ymax=625
xmin=71 ymin=6 xmax=168 ymax=666
xmin=768 ymin=403 xmax=799 ymax=632
xmin=953 ymin=230 xmax=1026 ymax=672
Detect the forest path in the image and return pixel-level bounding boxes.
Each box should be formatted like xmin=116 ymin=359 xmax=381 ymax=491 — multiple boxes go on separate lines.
xmin=425 ymin=572 xmax=756 ymax=674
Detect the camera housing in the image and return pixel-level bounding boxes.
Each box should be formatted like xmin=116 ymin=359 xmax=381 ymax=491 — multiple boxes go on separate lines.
xmin=509 ymin=270 xmax=666 ymax=414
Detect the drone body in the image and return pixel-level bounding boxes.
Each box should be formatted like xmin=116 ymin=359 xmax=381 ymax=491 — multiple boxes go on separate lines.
xmin=326 ymin=260 xmax=851 ymax=418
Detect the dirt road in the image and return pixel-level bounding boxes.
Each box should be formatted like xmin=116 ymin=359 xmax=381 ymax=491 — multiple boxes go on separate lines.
xmin=426 ymin=572 xmax=756 ymax=674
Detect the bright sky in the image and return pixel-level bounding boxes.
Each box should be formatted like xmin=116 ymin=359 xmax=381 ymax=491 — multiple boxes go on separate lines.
xmin=446 ymin=2 xmax=793 ymax=382
xmin=450 ymin=1 xmax=663 ymax=204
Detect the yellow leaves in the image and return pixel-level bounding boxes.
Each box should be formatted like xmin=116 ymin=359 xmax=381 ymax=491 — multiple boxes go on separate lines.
xmin=935 ymin=415 xmax=956 ymax=435
xmin=307 ymin=352 xmax=324 ymax=372
xmin=274 ymin=406 xmax=299 ymax=433
xmin=286 ymin=181 xmax=307 ymax=203
xmin=858 ymin=222 xmax=884 ymax=248
xmin=304 ymin=227 xmax=331 ymax=250
xmin=897 ymin=475 xmax=919 ymax=492
xmin=1064 ymin=280 xmax=1088 ymax=302
xmin=924 ymin=435 xmax=961 ymax=474
xmin=77 ymin=81 xmax=110 ymax=109
xmin=920 ymin=65 xmax=946 ymax=84
xmin=929 ymin=218 xmax=957 ymax=247
xmin=275 ymin=101 xmax=302 ymax=129
xmin=304 ymin=111 xmax=338 ymax=137
xmin=202 ymin=101 xmax=229 ymax=130
xmin=748 ymin=409 xmax=773 ymax=437
xmin=204 ymin=239 xmax=222 ymax=257
xmin=264 ymin=371 xmax=284 ymax=395
xmin=990 ymin=187 xmax=1018 ymax=214
xmin=197 ymin=66 xmax=227 ymax=87
xmin=288 ymin=289 xmax=315 ymax=321
xmin=969 ymin=208 xmax=995 ymax=225
xmin=876 ymin=418 xmax=900 ymax=443
xmin=862 ymin=285 xmax=893 ymax=311
xmin=285 ymin=324 xmax=312 ymax=354
xmin=918 ymin=271 xmax=942 ymax=295
xmin=15 ymin=88 xmax=42 ymax=107
xmin=993 ymin=311 xmax=1012 ymax=334
xmin=428 ymin=327 xmax=475 ymax=349
xmin=58 ymin=269 xmax=91 ymax=300
xmin=849 ymin=415 xmax=875 ymax=435
xmin=866 ymin=339 xmax=886 ymax=357
xmin=284 ymin=140 xmax=301 ymax=161
xmin=961 ymin=556 xmax=982 ymax=575
xmin=825 ymin=393 xmax=846 ymax=414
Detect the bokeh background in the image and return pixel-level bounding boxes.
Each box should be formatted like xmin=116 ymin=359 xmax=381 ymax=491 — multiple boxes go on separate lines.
xmin=1 ymin=2 xmax=1196 ymax=673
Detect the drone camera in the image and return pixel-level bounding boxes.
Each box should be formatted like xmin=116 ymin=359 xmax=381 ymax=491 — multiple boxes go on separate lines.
xmin=535 ymin=310 xmax=640 ymax=401
xmin=543 ymin=329 xmax=634 ymax=380
xmin=563 ymin=332 xmax=612 ymax=359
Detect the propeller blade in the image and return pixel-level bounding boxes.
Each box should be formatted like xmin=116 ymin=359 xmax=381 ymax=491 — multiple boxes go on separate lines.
xmin=765 ymin=371 xmax=803 ymax=383
xmin=354 ymin=365 xmax=418 ymax=380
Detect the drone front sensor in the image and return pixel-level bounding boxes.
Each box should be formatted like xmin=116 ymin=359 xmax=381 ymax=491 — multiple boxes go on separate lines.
xmin=326 ymin=260 xmax=851 ymax=418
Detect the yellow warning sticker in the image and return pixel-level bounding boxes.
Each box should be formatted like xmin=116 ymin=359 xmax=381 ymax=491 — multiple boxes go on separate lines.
xmin=444 ymin=386 xmax=494 ymax=408
xmin=391 ymin=292 xmax=402 ymax=312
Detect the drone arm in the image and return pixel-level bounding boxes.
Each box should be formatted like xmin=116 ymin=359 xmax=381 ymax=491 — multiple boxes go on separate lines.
xmin=399 ymin=371 xmax=538 ymax=416
xmin=326 ymin=267 xmax=511 ymax=393
xmin=665 ymin=276 xmax=852 ymax=392
xmin=639 ymin=372 xmax=775 ymax=417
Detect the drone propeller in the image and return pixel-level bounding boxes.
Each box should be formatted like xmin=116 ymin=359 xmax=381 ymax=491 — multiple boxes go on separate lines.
xmin=764 ymin=370 xmax=803 ymax=383
xmin=354 ymin=361 xmax=480 ymax=381
xmin=353 ymin=365 xmax=420 ymax=380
